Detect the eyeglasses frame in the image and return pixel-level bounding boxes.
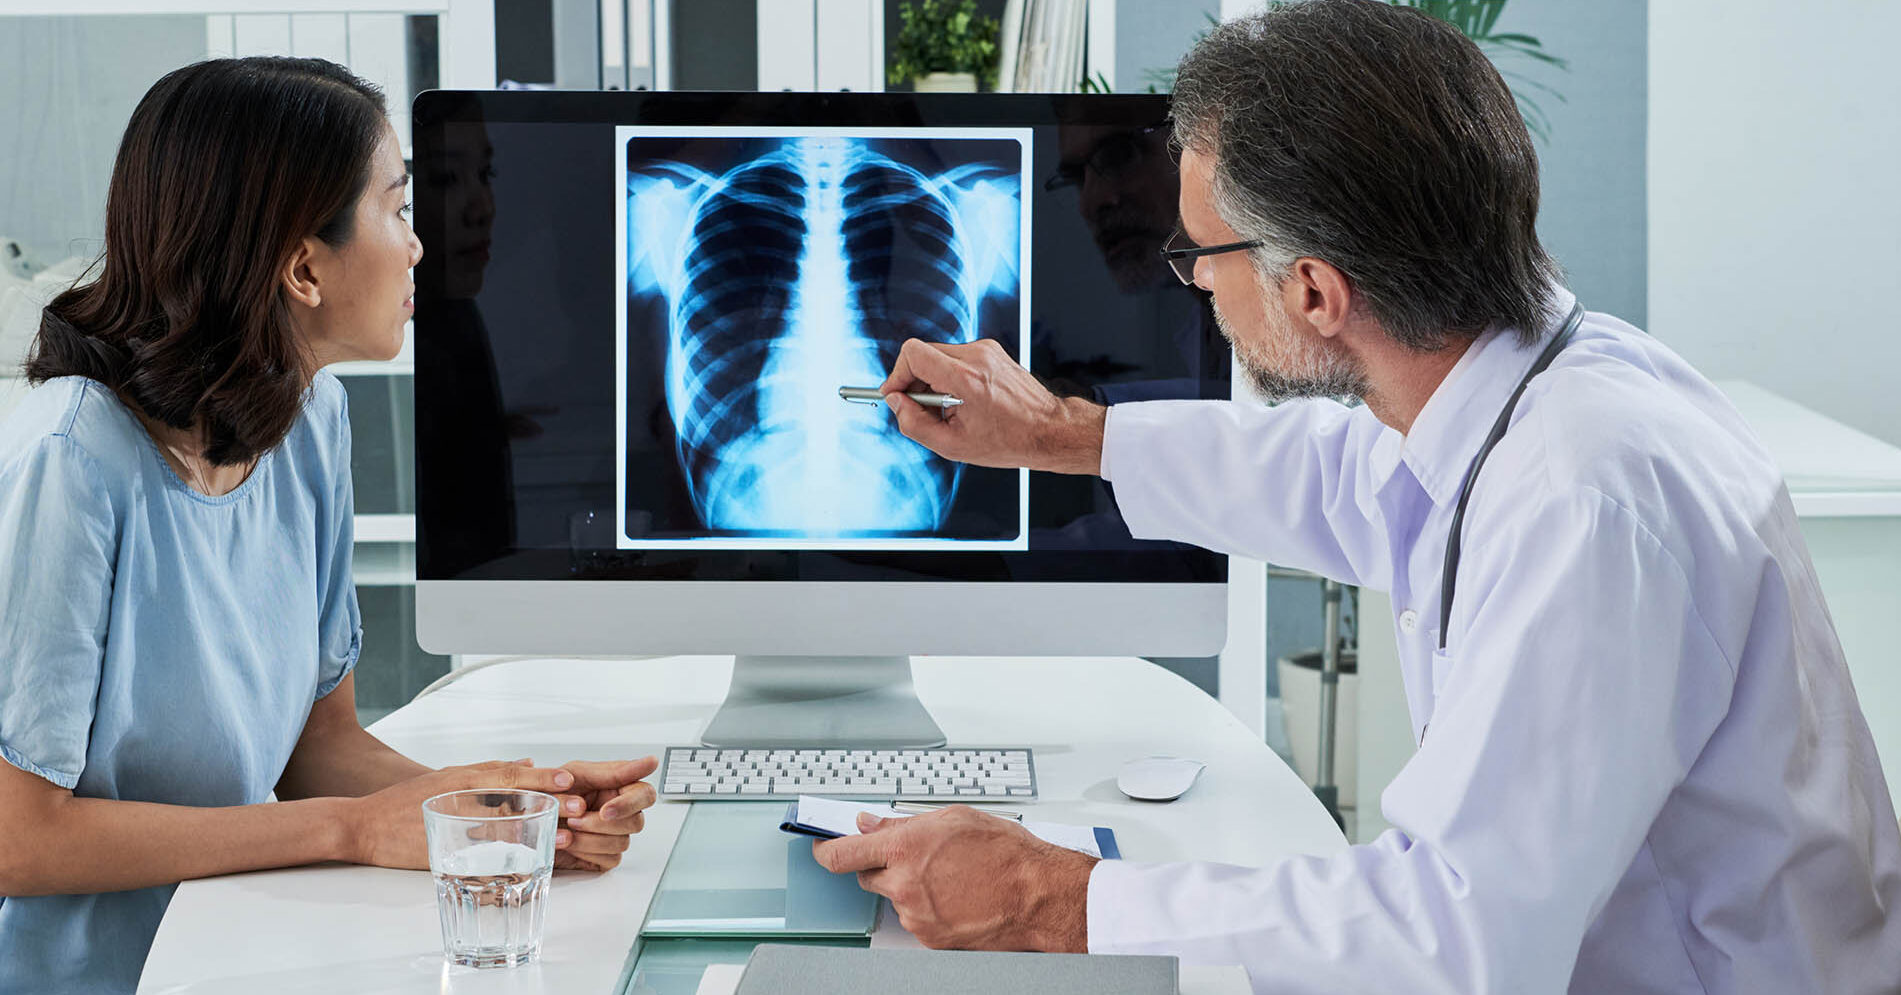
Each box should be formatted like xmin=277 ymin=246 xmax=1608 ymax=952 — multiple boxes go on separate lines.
xmin=1158 ymin=232 xmax=1265 ymax=285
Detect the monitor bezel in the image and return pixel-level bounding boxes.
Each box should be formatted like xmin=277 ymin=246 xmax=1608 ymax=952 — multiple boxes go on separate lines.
xmin=410 ymin=89 xmax=1229 ymax=658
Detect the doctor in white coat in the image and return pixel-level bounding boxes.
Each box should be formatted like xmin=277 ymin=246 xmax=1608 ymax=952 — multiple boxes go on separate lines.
xmin=812 ymin=2 xmax=1901 ymax=991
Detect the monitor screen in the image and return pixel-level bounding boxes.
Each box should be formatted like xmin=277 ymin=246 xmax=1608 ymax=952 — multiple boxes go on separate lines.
xmin=413 ymin=90 xmax=1228 ymax=585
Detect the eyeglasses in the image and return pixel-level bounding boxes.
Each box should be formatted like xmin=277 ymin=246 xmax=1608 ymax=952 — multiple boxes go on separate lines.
xmin=1043 ymin=123 xmax=1169 ymax=193
xmin=1158 ymin=229 xmax=1264 ymax=285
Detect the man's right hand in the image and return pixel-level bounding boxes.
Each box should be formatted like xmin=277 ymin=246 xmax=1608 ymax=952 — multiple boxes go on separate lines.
xmin=879 ymin=338 xmax=1107 ymax=475
xmin=342 ymin=760 xmax=575 ymax=870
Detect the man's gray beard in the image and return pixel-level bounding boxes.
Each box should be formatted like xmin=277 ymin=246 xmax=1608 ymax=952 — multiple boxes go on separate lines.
xmin=1214 ymin=300 xmax=1370 ymax=402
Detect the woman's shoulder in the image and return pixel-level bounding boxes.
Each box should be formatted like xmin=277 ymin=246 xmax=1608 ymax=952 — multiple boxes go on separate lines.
xmin=0 ymin=376 xmax=147 ymax=482
xmin=281 ymin=371 xmax=350 ymax=462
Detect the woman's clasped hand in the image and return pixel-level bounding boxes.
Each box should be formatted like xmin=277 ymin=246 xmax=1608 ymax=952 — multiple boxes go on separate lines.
xmin=345 ymin=756 xmax=661 ymax=872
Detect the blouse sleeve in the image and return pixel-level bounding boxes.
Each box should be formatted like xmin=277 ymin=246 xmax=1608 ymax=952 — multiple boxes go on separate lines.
xmin=0 ymin=437 xmax=117 ymax=788
xmin=313 ymin=380 xmax=362 ymax=700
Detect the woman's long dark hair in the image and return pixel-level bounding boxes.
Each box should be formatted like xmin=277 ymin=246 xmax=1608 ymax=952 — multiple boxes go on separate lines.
xmin=26 ymin=57 xmax=387 ymax=465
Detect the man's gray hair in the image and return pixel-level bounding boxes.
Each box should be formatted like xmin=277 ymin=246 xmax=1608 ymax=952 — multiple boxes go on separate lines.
xmin=1171 ymin=0 xmax=1562 ymax=349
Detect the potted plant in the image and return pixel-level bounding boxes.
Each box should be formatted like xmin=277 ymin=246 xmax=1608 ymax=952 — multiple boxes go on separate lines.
xmin=887 ymin=0 xmax=1000 ymax=93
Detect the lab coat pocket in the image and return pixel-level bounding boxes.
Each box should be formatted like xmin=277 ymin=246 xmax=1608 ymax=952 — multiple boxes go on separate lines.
xmin=1429 ymin=645 xmax=1456 ymax=699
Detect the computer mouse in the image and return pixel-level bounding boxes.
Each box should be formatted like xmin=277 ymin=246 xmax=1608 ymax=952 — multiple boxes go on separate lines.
xmin=1116 ymin=756 xmax=1206 ymax=802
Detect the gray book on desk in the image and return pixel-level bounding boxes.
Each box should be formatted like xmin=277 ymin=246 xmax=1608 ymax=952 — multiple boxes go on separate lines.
xmin=734 ymin=944 xmax=1179 ymax=994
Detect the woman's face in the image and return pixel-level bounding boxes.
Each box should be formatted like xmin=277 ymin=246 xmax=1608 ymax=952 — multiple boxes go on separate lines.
xmin=296 ymin=122 xmax=424 ymax=368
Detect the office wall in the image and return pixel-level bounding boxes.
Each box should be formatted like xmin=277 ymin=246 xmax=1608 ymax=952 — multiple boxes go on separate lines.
xmin=1115 ymin=0 xmax=1219 ymax=94
xmin=1650 ymin=0 xmax=1901 ymax=444
xmin=1498 ymin=0 xmax=1647 ymax=325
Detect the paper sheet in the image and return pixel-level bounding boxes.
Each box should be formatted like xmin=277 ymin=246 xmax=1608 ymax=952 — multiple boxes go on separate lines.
xmin=793 ymin=796 xmax=1104 ymax=859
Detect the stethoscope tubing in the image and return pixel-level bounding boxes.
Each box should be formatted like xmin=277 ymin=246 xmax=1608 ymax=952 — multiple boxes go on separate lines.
xmin=1437 ymin=302 xmax=1588 ymax=651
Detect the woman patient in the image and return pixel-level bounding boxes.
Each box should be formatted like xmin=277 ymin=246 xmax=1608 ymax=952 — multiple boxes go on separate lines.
xmin=0 ymin=57 xmax=657 ymax=994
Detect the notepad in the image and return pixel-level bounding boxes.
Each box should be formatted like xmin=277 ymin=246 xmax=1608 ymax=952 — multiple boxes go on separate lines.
xmin=780 ymin=796 xmax=1120 ymax=859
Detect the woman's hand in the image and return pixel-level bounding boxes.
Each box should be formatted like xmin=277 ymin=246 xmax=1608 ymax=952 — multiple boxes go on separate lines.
xmin=551 ymin=757 xmax=660 ymax=872
xmin=342 ymin=760 xmax=575 ymax=870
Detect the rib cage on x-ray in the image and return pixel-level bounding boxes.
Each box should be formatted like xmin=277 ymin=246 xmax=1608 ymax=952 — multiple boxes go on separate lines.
xmin=625 ymin=136 xmax=1020 ymax=536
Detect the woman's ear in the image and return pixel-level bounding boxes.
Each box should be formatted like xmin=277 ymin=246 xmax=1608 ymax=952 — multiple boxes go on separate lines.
xmin=281 ymin=237 xmax=324 ymax=310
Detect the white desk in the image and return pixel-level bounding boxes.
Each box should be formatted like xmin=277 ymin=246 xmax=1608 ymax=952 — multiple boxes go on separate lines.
xmin=138 ymin=656 xmax=1348 ymax=994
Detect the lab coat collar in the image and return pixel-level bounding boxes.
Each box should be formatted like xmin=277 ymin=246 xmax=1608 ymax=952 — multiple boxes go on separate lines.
xmin=1397 ymin=287 xmax=1580 ymax=508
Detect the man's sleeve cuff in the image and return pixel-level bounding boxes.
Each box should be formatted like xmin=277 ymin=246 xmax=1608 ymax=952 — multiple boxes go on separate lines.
xmin=1087 ymin=858 xmax=1164 ymax=954
xmin=1098 ymin=403 xmax=1119 ymax=481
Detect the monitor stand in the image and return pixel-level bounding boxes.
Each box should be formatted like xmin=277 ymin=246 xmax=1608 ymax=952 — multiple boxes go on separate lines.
xmin=698 ymin=655 xmax=947 ymax=749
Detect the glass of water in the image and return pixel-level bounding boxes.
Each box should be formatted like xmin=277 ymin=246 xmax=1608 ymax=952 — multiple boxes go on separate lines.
xmin=422 ymin=789 xmax=559 ymax=969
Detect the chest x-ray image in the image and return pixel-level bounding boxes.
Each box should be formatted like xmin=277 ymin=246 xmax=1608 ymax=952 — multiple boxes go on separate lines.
xmin=615 ymin=127 xmax=1032 ymax=551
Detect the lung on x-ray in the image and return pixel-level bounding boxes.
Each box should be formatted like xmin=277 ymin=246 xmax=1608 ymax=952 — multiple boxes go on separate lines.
xmin=613 ymin=127 xmax=1032 ymax=551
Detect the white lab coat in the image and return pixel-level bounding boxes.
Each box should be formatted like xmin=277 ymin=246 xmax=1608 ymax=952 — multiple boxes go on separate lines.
xmin=1085 ymin=290 xmax=1901 ymax=993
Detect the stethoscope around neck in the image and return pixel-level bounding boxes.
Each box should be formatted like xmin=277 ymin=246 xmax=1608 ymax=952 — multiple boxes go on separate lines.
xmin=1436 ymin=302 xmax=1586 ymax=652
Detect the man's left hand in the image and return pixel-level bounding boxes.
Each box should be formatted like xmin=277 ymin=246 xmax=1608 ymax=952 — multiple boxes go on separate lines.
xmin=811 ymin=806 xmax=1097 ymax=951
xmin=551 ymin=757 xmax=659 ymax=872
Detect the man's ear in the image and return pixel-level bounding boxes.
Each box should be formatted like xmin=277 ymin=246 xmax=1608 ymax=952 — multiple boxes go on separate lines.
xmin=1284 ymin=257 xmax=1354 ymax=340
xmin=281 ymin=237 xmax=324 ymax=310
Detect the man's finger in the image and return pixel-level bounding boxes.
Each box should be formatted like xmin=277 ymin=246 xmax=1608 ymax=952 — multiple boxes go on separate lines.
xmin=881 ymin=338 xmax=962 ymax=394
xmin=856 ymin=868 xmax=896 ymax=897
xmin=887 ymin=393 xmax=959 ymax=455
xmin=812 ymin=829 xmax=897 ymax=874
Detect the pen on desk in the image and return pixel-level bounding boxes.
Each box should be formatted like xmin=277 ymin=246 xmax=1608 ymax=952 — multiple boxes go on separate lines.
xmin=838 ymin=386 xmax=964 ymax=409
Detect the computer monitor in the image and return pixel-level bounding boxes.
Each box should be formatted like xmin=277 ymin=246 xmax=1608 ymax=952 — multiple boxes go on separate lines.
xmin=412 ymin=90 xmax=1230 ymax=747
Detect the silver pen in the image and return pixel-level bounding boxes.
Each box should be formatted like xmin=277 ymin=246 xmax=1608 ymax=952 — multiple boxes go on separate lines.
xmin=838 ymin=386 xmax=963 ymax=409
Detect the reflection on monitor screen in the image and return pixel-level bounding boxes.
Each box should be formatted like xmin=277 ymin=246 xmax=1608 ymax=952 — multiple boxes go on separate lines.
xmin=615 ymin=127 xmax=1033 ymax=551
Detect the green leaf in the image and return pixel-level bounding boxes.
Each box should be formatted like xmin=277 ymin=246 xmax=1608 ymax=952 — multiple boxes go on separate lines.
xmin=887 ymin=0 xmax=1003 ymax=87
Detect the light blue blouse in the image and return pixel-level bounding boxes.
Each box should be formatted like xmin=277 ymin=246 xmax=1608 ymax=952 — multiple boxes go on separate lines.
xmin=0 ymin=374 xmax=360 ymax=994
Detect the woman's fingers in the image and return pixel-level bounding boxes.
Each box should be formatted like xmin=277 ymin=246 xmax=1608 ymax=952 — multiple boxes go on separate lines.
xmin=558 ymin=757 xmax=659 ymax=793
xmin=561 ymin=829 xmax=632 ymax=857
xmin=565 ymin=781 xmax=656 ymax=833
xmin=555 ymin=850 xmax=616 ymax=873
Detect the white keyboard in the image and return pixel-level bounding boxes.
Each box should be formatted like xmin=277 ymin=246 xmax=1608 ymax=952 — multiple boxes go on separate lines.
xmin=658 ymin=747 xmax=1038 ymax=802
